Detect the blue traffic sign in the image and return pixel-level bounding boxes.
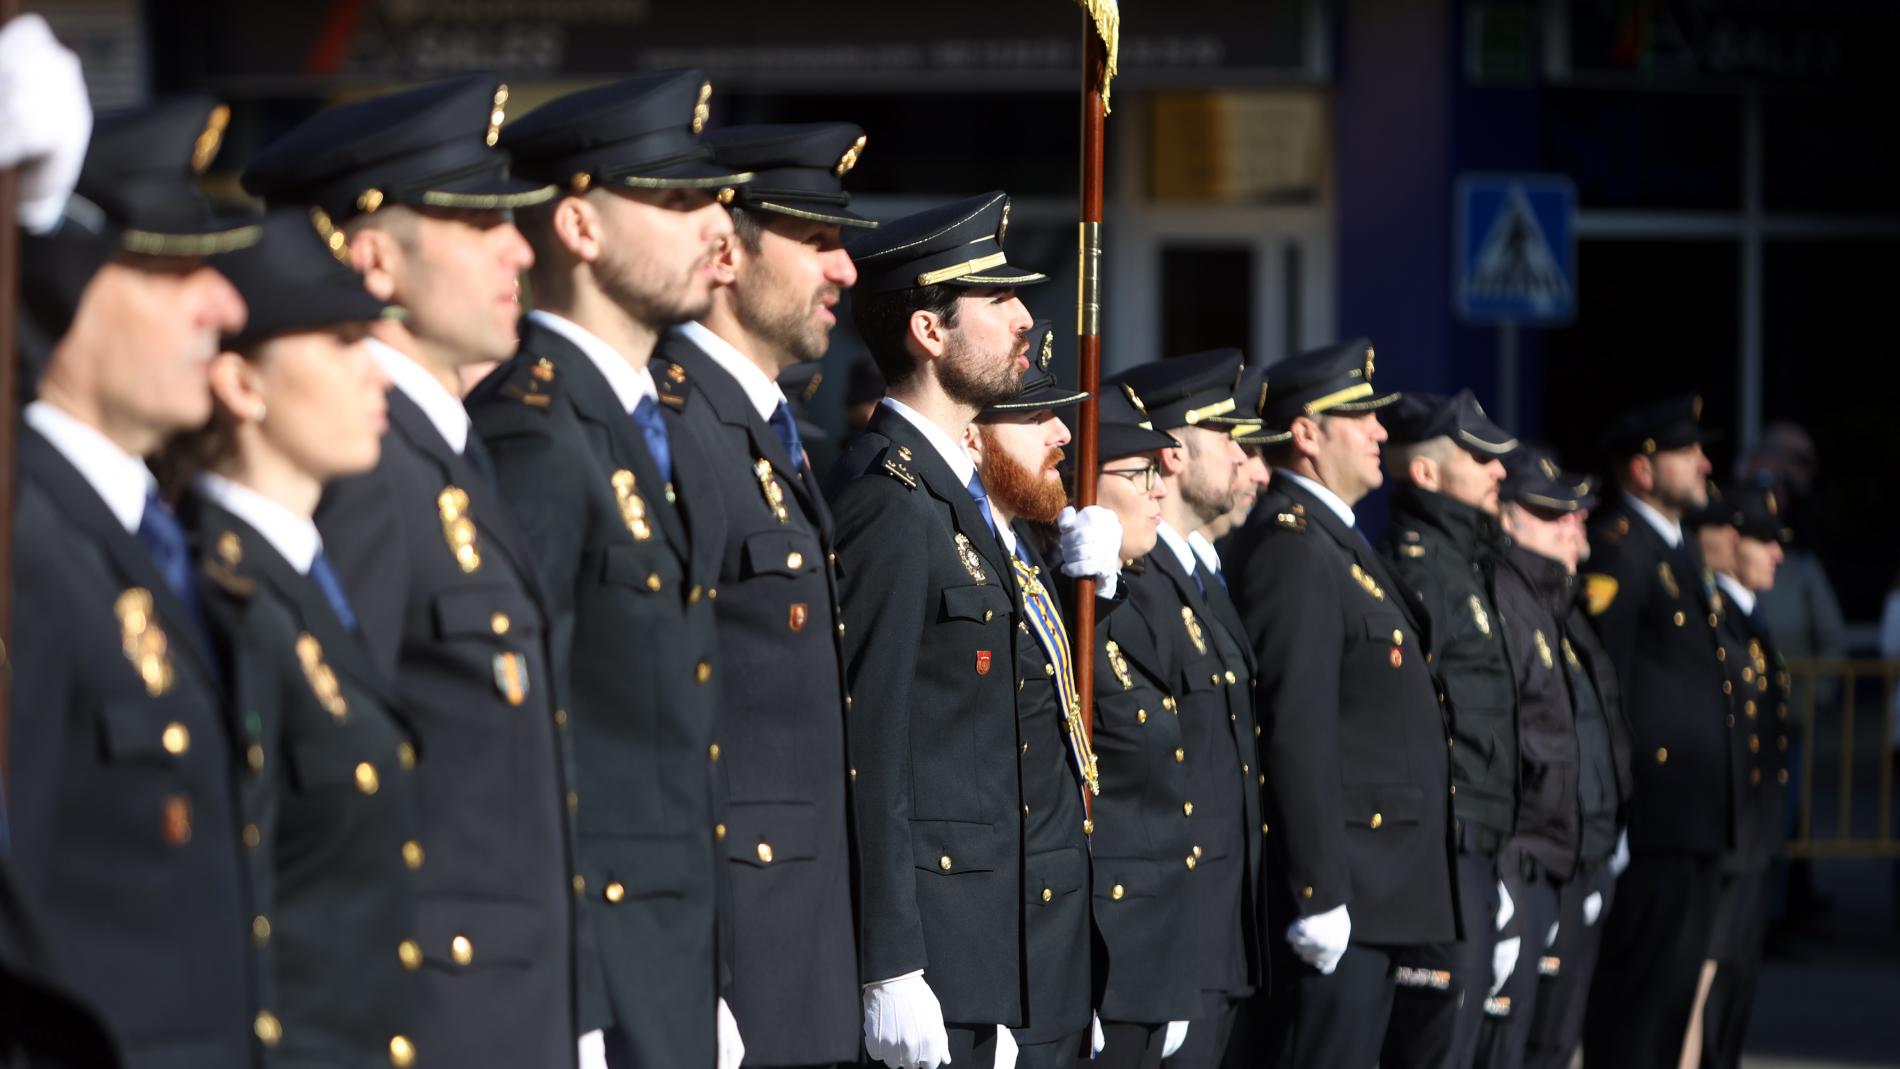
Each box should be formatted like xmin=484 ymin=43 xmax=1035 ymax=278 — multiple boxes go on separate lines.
xmin=1455 ymin=174 xmax=1577 ymax=324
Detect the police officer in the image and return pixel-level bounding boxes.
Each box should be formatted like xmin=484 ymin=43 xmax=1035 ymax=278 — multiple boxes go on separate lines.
xmin=464 ymin=71 xmax=751 ymax=1068
xmin=1224 ymin=339 xmax=1458 ymax=1069
xmin=169 ymin=210 xmax=424 ymax=1066
xmin=1580 ymin=395 xmax=1732 ymax=1069
xmin=1085 ymin=389 xmax=1202 ymax=1069
xmin=967 ymin=356 xmax=1111 ymax=1066
xmin=1377 ymin=390 xmax=1521 ymax=1069
xmin=1687 ymin=483 xmax=1792 ymax=1069
xmin=11 ymin=97 xmax=260 ymax=1067
xmin=242 ymin=76 xmax=577 ymax=1068
xmin=649 ymin=120 xmax=873 ymax=1069
xmin=826 ymin=191 xmax=1043 ymax=1069
xmin=1494 ymin=450 xmax=1632 ymax=1069
xmin=1102 ymin=351 xmax=1263 ymax=1068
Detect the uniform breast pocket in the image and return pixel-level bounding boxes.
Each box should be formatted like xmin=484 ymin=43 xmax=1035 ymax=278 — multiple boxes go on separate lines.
xmin=940 ymin=584 xmax=1012 ymax=627
xmin=99 ymin=692 xmax=197 ymax=766
xmin=725 ymin=800 xmax=819 ymax=868
xmin=286 ymin=732 xmax=393 ymax=795
xmin=431 ymin=585 xmax=540 ymax=641
xmin=912 ymin=819 xmax=997 ymax=876
xmin=1359 ymin=613 xmax=1409 ymax=649
xmin=600 ymin=542 xmax=685 ymax=596
xmin=741 ymin=529 xmax=821 ymax=580
xmin=1340 ymin=782 xmax=1422 ymax=833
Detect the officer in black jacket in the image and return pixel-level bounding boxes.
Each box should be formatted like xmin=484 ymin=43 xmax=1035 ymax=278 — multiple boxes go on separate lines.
xmin=465 ymin=72 xmax=753 ymax=1068
xmin=1580 ymin=395 xmax=1732 ymax=1069
xmin=826 ymin=191 xmax=1045 ymax=1069
xmin=1103 ymin=351 xmax=1263 ymax=1069
xmin=648 ymin=121 xmax=873 ymax=1068
xmin=166 ymin=209 xmax=429 ymax=1067
xmin=1687 ymin=484 xmax=1792 ymax=1069
xmin=970 ymin=360 xmax=1106 ymax=1067
xmin=11 ymin=98 xmax=262 ymax=1069
xmin=1084 ymin=394 xmax=1203 ymax=1069
xmin=1224 ymin=339 xmax=1458 ymax=1069
xmin=1495 ymin=451 xmax=1633 ymax=1069
xmin=243 ymin=77 xmax=578 ymax=1069
xmin=1376 ymin=390 xmax=1522 ymax=1069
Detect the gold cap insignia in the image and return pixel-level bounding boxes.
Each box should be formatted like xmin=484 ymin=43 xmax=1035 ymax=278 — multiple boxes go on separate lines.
xmin=1364 ymin=345 xmax=1376 ymax=381
xmin=692 ymin=81 xmax=713 ymax=134
xmin=836 ymin=134 xmax=867 ymax=177
xmin=997 ymin=198 xmax=1011 ymax=243
xmin=192 ymin=104 xmax=230 ymax=175
xmin=801 ymin=372 xmax=824 ymax=402
xmin=216 ymin=530 xmax=243 ymax=565
xmin=1257 ymin=376 xmax=1270 ymax=414
xmin=1765 ymin=490 xmax=1778 ymax=514
xmin=309 ymin=208 xmax=350 ymax=263
xmin=1039 ymin=329 xmax=1054 ymax=370
xmin=357 ymin=188 xmax=385 ymax=214
xmin=717 ymin=186 xmax=735 ymax=206
xmin=1692 ymin=393 xmax=1704 ymax=421
xmin=486 ymin=84 xmax=510 ymax=147
xmin=571 ymin=172 xmax=592 ymax=193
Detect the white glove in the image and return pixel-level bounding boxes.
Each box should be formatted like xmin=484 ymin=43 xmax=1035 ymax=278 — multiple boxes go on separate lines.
xmin=1091 ymin=1013 xmax=1105 ymax=1055
xmin=717 ymin=997 xmax=745 ymax=1069
xmin=577 ymin=1029 xmax=607 ymax=1069
xmin=1057 ymin=505 xmax=1125 ymax=597
xmin=1491 ymin=935 xmax=1522 ymax=997
xmin=0 ymin=15 xmax=92 ymax=232
xmin=994 ymin=1025 xmax=1019 ymax=1069
xmin=1609 ymin=830 xmax=1631 ymax=877
xmin=863 ymin=971 xmax=952 ymax=1069
xmin=1162 ymin=1020 xmax=1191 ymax=1058
xmin=1495 ymin=879 xmax=1515 ymax=932
xmin=1583 ymin=891 xmax=1604 ymax=927
xmin=1285 ymin=903 xmax=1351 ymax=975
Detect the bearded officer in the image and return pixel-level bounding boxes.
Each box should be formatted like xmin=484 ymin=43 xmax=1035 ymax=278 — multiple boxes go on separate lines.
xmin=825 ymin=191 xmax=1045 ymax=1069
xmin=1224 ymin=339 xmax=1458 ymax=1069
xmin=647 ymin=120 xmax=874 ymax=1069
xmin=242 ymin=76 xmax=578 ymax=1068
xmin=1579 ymin=395 xmax=1732 ymax=1069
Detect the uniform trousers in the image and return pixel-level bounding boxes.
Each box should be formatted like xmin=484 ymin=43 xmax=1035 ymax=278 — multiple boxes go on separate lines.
xmin=1263 ymin=944 xmax=1397 ymax=1069
xmin=1582 ymin=853 xmax=1720 ymax=1069
xmin=946 ymin=1023 xmax=1001 ymax=1069
xmin=1164 ymin=991 xmax=1242 ymax=1069
xmin=1523 ymin=864 xmax=1617 ymax=1069
xmin=1098 ymin=1022 xmax=1169 ymax=1069
xmin=1700 ymin=866 xmax=1773 ymax=1069
xmin=1474 ymin=858 xmax=1562 ymax=1069
xmin=1012 ymin=1030 xmax=1087 ymax=1069
xmin=1382 ymin=847 xmax=1500 ymax=1069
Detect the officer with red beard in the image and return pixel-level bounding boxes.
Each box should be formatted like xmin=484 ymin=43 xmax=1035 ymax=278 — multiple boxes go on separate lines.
xmin=965 ymin=348 xmax=1122 ymax=1066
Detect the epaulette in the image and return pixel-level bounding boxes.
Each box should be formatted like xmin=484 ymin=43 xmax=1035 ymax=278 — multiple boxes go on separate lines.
xmin=880 ymin=444 xmax=918 ymax=489
xmin=498 ymin=353 xmax=557 ymax=411
xmin=1274 ymin=501 xmax=1307 ymax=531
xmin=203 ymin=530 xmax=255 ymax=598
xmin=656 ymin=360 xmax=690 ymax=411
xmin=1599 ymin=514 xmax=1629 ymax=546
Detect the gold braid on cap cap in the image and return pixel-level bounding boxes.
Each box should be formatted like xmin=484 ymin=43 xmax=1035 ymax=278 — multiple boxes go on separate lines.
xmin=692 ymin=81 xmax=712 ymax=134
xmin=1122 ymin=383 xmax=1156 ymax=431
xmin=485 ymin=85 xmax=509 ymax=147
xmin=192 ymin=105 xmax=231 ymax=174
xmin=836 ymin=135 xmax=867 ymax=177
xmin=309 ymin=208 xmax=350 ymax=263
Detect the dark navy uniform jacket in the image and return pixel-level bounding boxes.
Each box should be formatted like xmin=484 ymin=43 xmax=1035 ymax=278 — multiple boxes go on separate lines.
xmin=825 ymin=403 xmax=1026 ymax=1027
xmin=651 ymin=328 xmax=860 ymax=1066
xmin=316 ymin=373 xmax=575 ymax=1069
xmin=186 ymin=493 xmax=425 ymax=1068
xmin=10 ymin=425 xmax=259 ymax=1069
xmin=466 ymin=316 xmax=726 ymax=1067
xmin=1226 ymin=478 xmax=1459 ymax=948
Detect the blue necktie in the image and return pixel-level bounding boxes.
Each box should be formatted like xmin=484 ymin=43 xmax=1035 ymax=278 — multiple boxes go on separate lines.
xmin=309 ymin=552 xmax=359 ymax=633
xmin=632 ymin=395 xmax=673 ymax=486
xmin=965 ymin=472 xmax=999 ymax=540
xmin=768 ymin=400 xmax=805 ymax=474
xmin=138 ymin=492 xmax=200 ymax=617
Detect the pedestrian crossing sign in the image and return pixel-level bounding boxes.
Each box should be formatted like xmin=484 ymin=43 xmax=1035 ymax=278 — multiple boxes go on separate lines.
xmin=1455 ymin=174 xmax=1577 ymax=324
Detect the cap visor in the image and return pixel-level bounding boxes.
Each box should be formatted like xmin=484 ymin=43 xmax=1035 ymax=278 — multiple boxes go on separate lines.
xmin=1328 ymin=390 xmax=1402 ymax=414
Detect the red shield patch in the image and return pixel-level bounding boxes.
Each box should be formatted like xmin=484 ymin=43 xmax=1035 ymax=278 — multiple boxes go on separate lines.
xmin=975 ymin=650 xmax=992 ymax=676
xmin=1389 ymin=647 xmax=1404 ymax=669
xmin=788 ymin=603 xmax=809 ymax=632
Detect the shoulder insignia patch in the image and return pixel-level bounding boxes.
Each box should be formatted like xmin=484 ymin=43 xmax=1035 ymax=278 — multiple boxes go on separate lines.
xmin=295 ymin=633 xmax=349 ymax=720
xmin=1180 ymin=606 xmax=1208 ymax=655
xmin=114 ymin=587 xmax=174 ymax=696
xmin=1532 ymin=629 xmax=1555 ymax=669
xmin=954 ymin=532 xmax=989 ymax=584
xmin=1561 ymin=636 xmax=1582 ymax=671
xmin=438 ymin=486 xmax=481 ymax=572
xmin=611 ymin=469 xmax=654 ymax=541
xmin=1400 ymin=543 xmax=1426 ymax=558
xmin=1468 ymin=594 xmax=1493 ymax=637
xmin=1104 ymin=639 xmax=1134 ymax=691
xmin=1657 ymin=561 xmax=1680 ymax=600
xmin=881 ymin=457 xmax=918 ymax=489
xmin=1275 ymin=511 xmax=1307 ymax=531
xmin=1349 ymin=562 xmax=1385 ymax=601
xmin=203 ymin=530 xmax=255 ymax=598
xmin=1583 ymin=573 xmax=1619 ymax=616
xmin=753 ymin=457 xmax=790 ymax=523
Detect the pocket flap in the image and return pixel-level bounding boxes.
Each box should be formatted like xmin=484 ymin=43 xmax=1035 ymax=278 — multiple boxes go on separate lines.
xmin=431 ymin=585 xmax=539 ymax=640
xmin=1363 ymin=614 xmax=1408 ymax=643
xmin=1024 ymin=846 xmax=1087 ymax=904
xmin=1093 ymin=858 xmax=1167 ymax=901
xmin=1340 ymin=782 xmax=1424 ymax=828
xmin=286 ymin=733 xmax=384 ymax=792
xmin=911 ymin=819 xmax=997 ymax=874
xmin=416 ymin=896 xmax=551 ymax=969
xmin=99 ymin=694 xmax=190 ymax=764
xmin=741 ymin=530 xmax=821 ymax=579
xmin=600 ymin=542 xmax=685 ymax=594
xmin=940 ymin=584 xmax=1011 ymax=623
xmin=581 ymin=833 xmax=703 ymax=901
xmin=725 ymin=801 xmax=819 ymax=867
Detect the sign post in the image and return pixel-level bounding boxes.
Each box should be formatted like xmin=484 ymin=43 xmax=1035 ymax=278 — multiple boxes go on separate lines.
xmin=1454 ymin=173 xmax=1578 ymax=430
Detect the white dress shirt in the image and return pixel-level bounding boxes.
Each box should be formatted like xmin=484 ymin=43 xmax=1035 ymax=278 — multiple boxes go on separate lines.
xmin=1155 ymin=521 xmax=1199 ymax=578
xmin=1624 ymin=492 xmax=1683 ymax=550
xmin=528 ymin=309 xmax=657 ymax=414
xmin=1716 ymin=572 xmax=1756 ymax=619
xmin=368 ymin=337 xmax=471 ymax=454
xmin=1187 ymin=530 xmax=1223 ymax=576
xmin=675 ymin=320 xmax=788 ymax=423
xmin=191 ymin=472 xmax=322 ymax=574
xmin=23 ymin=400 xmax=154 ymax=533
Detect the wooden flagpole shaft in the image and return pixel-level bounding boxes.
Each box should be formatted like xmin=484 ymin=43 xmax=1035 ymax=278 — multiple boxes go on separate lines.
xmin=1072 ymin=12 xmax=1108 ymax=814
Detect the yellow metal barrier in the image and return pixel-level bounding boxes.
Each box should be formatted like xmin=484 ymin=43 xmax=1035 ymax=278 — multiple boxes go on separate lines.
xmin=1783 ymin=658 xmax=1900 ymax=860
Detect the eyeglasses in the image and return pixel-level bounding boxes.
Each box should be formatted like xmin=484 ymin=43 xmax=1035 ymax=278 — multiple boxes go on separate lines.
xmin=1101 ymin=464 xmax=1160 ymax=491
